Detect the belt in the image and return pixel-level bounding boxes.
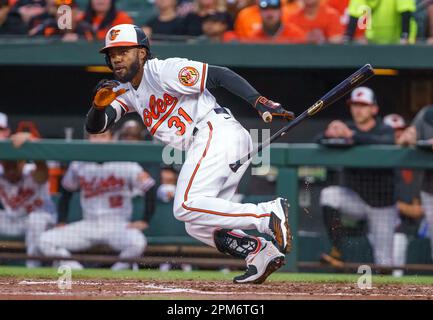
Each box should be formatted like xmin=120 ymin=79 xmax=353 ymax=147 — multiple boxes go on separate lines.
xmin=192 ymin=107 xmax=229 ymax=136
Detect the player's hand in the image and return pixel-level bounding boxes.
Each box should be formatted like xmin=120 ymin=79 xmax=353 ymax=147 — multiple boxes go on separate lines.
xmin=254 ymin=96 xmax=295 ymax=123
xmin=325 ymin=120 xmax=353 ymax=139
xmin=128 ymin=221 xmax=149 ymax=231
xmin=10 ymin=132 xmax=37 ymax=148
xmin=93 ymin=79 xmax=129 ymax=110
xmin=396 ymin=126 xmax=417 ymax=146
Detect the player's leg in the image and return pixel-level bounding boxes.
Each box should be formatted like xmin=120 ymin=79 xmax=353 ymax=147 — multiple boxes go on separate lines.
xmin=104 ymin=221 xmax=147 ymax=270
xmin=39 ymin=220 xmax=96 ymax=269
xmin=420 ymin=191 xmax=433 ymax=261
xmin=392 ymin=232 xmax=409 ymax=277
xmin=173 ymin=120 xmax=290 ymax=253
xmin=366 ymin=205 xmax=398 ymax=266
xmin=320 ymin=186 xmax=368 ymax=266
xmin=25 ymin=211 xmax=55 ymax=268
xmin=0 ymin=212 xmax=27 ymax=236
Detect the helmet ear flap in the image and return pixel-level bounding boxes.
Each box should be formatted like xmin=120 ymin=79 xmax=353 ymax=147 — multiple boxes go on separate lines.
xmin=105 ymin=54 xmax=113 ymax=70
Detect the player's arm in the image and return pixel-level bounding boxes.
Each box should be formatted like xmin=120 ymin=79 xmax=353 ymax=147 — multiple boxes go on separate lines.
xmin=57 ymin=185 xmax=73 ymax=225
xmin=206 ymin=65 xmax=294 ymax=122
xmin=85 ymin=79 xmax=129 ymax=134
xmin=32 ymin=161 xmax=49 ymax=184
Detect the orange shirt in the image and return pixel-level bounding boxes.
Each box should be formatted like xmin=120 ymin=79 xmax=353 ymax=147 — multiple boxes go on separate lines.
xmin=287 ymin=3 xmax=344 ymax=40
xmin=241 ymin=22 xmax=306 ymax=43
xmin=234 ymin=2 xmax=301 ymax=39
xmin=89 ymin=11 xmax=134 ymax=40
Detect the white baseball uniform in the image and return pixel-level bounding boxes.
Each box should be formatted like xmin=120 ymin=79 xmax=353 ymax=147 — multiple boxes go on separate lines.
xmin=0 ymin=163 xmax=56 ymax=267
xmin=109 ymin=58 xmax=275 ymax=247
xmin=39 ymin=161 xmax=155 ymax=266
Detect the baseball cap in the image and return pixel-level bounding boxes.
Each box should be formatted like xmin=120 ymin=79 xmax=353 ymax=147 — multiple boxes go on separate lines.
xmin=203 ymin=12 xmax=231 ymax=25
xmin=383 ymin=114 xmax=406 ymax=129
xmin=259 ymin=0 xmax=281 ymax=9
xmin=347 ymin=87 xmax=377 ymax=106
xmin=0 ymin=112 xmax=8 ymax=129
xmin=100 ymin=24 xmax=144 ymax=53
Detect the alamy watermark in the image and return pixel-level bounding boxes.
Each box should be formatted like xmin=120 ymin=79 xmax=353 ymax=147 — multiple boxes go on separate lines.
xmin=57 ymin=5 xmax=72 ymax=30
xmin=357 ymin=265 xmax=372 ymax=289
xmin=57 ymin=265 xmax=72 ymax=290
xmin=160 ymin=128 xmax=272 ymax=176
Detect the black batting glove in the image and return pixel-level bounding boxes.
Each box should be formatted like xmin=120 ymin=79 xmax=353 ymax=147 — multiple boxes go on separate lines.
xmin=254 ymin=96 xmax=295 ymax=123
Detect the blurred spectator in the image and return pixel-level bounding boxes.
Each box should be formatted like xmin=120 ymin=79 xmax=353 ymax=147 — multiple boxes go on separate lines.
xmin=116 ymin=119 xmax=147 ymax=141
xmin=157 ymin=164 xmax=180 ymax=203
xmin=325 ymin=0 xmax=365 ymax=41
xmin=318 ymin=87 xmax=397 ymax=268
xmin=199 ymin=11 xmax=235 ymax=42
xmin=386 ymin=114 xmax=424 ymax=277
xmin=81 ymin=0 xmax=133 ymax=40
xmin=240 ymin=0 xmax=306 ymax=43
xmin=142 ymin=0 xmax=184 ymax=39
xmin=0 ymin=0 xmax=44 ymax=34
xmin=29 ymin=0 xmax=94 ymax=41
xmin=426 ymin=2 xmax=433 ymax=44
xmin=288 ymin=0 xmax=344 ymax=44
xmin=234 ymin=0 xmax=300 ymax=39
xmin=182 ymin=0 xmax=232 ymax=36
xmin=0 ymin=112 xmax=11 ymax=140
xmin=345 ymin=0 xmax=417 ymax=44
xmin=38 ymin=130 xmax=156 ymax=270
xmin=0 ymin=132 xmax=56 ymax=268
xmin=398 ymin=105 xmax=433 ymax=267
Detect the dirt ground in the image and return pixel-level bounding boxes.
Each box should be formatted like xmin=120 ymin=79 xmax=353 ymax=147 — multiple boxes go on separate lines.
xmin=1 ymin=278 xmax=433 ymax=300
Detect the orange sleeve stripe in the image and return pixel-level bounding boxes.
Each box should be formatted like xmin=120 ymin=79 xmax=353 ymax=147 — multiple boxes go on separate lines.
xmin=200 ymin=63 xmax=207 ymax=93
xmin=115 ymin=99 xmax=129 ymax=113
xmin=182 ymin=121 xmax=272 ymax=219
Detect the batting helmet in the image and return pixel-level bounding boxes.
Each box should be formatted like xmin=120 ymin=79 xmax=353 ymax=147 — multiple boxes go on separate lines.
xmin=100 ymin=24 xmax=152 ymax=70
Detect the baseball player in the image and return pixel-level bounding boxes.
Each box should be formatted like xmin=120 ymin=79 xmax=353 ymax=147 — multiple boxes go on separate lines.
xmin=0 ymin=132 xmax=56 ymax=268
xmin=85 ymin=24 xmax=294 ymax=284
xmin=318 ymin=87 xmax=398 ymax=268
xmin=39 ymin=130 xmax=156 ymax=270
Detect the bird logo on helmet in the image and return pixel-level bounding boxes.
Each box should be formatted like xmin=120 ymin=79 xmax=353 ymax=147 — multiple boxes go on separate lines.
xmin=100 ymin=24 xmax=152 ymax=70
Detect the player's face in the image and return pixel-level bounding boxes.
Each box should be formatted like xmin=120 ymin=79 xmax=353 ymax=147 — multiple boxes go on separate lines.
xmin=303 ymin=0 xmax=319 ymax=7
xmin=2 ymin=160 xmax=24 ymax=184
xmin=108 ymin=47 xmax=144 ymax=83
xmin=350 ymin=104 xmax=378 ymax=124
xmin=260 ymin=8 xmax=281 ymax=28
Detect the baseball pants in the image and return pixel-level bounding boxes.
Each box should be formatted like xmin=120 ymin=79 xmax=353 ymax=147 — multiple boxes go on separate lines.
xmin=320 ymin=186 xmax=398 ymax=266
xmin=0 ymin=210 xmax=54 ymax=267
xmin=39 ymin=219 xmax=146 ymax=260
xmin=420 ymin=191 xmax=433 ymax=260
xmin=173 ymin=111 xmax=272 ymax=247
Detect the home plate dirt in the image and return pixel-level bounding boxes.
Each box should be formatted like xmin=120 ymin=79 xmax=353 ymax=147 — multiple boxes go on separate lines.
xmin=1 ymin=278 xmax=433 ymax=299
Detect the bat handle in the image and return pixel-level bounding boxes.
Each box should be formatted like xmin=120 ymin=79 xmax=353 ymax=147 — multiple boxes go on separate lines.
xmin=262 ymin=111 xmax=272 ymax=123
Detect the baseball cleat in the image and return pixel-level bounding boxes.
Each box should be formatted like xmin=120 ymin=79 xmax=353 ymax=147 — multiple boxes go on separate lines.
xmin=268 ymin=198 xmax=292 ymax=254
xmin=233 ymin=240 xmax=285 ymax=284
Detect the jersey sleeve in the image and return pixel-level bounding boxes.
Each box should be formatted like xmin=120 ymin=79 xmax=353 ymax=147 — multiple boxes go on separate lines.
xmin=110 ymin=93 xmax=134 ymax=123
xmin=61 ymin=162 xmax=80 ymax=192
xmin=159 ymin=58 xmax=208 ymax=95
xmin=129 ymin=164 xmax=156 ymax=194
xmin=396 ymin=0 xmax=416 ymax=13
xmin=348 ymin=0 xmax=367 ymax=18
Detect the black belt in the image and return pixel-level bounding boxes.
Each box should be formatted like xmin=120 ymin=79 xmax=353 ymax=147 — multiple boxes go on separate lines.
xmin=192 ymin=108 xmax=229 ymax=136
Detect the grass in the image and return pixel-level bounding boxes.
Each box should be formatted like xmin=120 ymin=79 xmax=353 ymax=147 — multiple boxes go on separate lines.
xmin=2 ymin=266 xmax=433 ymax=285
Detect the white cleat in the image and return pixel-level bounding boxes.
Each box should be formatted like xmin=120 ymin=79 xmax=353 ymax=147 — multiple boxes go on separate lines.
xmin=266 ymin=198 xmax=292 ymax=254
xmin=233 ymin=239 xmax=285 ymax=284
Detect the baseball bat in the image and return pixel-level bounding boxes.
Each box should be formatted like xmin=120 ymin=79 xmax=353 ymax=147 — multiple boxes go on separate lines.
xmin=229 ymin=64 xmax=375 ymax=173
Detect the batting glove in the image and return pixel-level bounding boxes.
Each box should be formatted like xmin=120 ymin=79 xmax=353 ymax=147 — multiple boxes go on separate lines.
xmin=254 ymin=96 xmax=295 ymax=123
xmin=92 ymin=79 xmax=129 ymax=110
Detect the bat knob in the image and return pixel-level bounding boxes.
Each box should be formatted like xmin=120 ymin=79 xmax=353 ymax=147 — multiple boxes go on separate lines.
xmin=262 ymin=112 xmax=272 ymax=123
